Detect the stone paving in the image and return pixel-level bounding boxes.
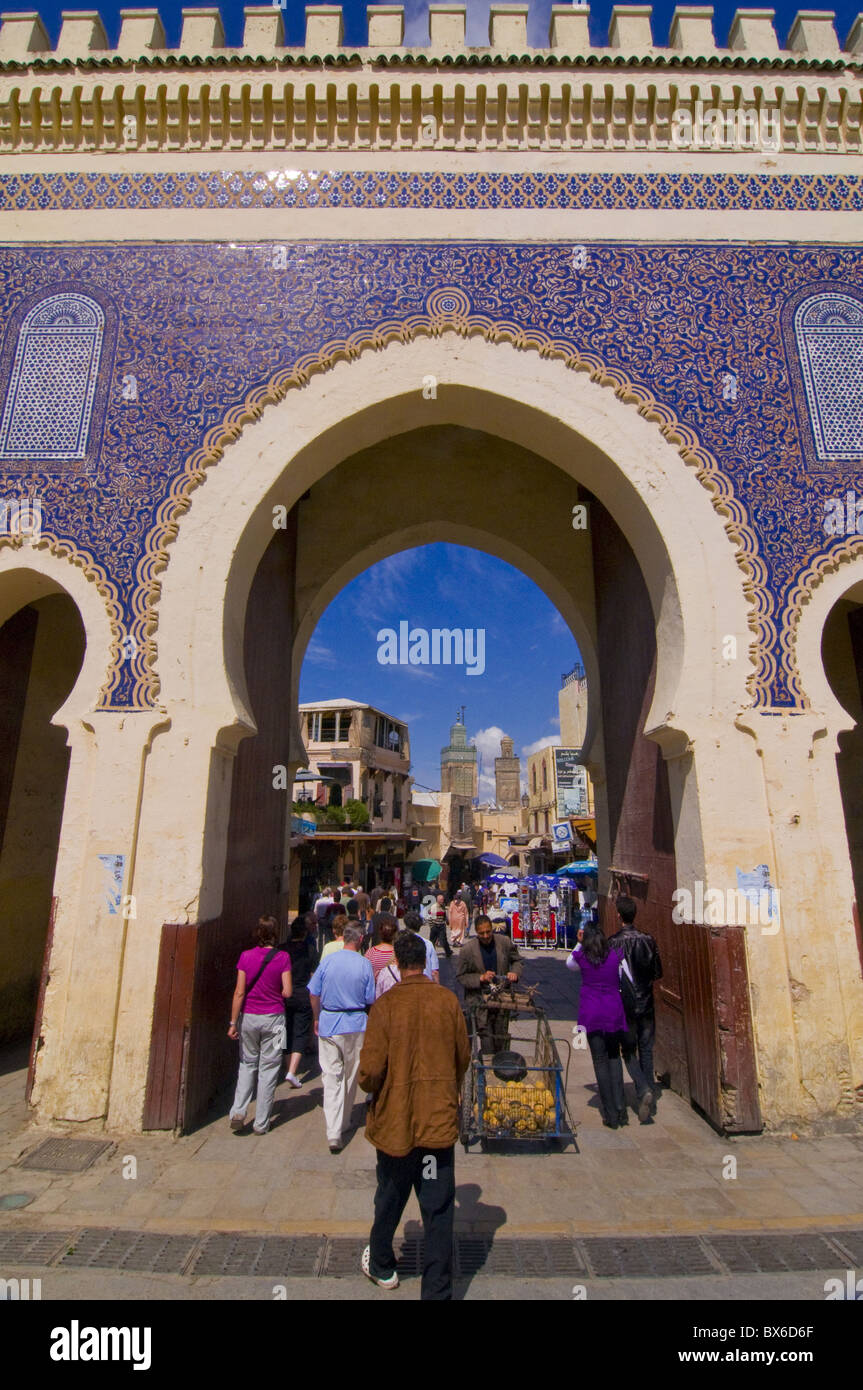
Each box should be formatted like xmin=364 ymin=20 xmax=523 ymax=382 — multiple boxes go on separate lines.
xmin=1 ymin=950 xmax=862 ymax=1244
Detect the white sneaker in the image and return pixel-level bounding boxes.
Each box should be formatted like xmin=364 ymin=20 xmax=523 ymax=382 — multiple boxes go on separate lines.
xmin=361 ymin=1245 xmax=399 ymax=1290
xmin=285 ymin=1073 xmax=302 ymax=1089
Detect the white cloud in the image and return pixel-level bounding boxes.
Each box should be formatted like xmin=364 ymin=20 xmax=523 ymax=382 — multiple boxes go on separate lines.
xmin=351 ymin=550 xmax=422 ymax=617
xmin=522 ymin=734 xmax=561 ymax=756
xmin=305 ymin=638 xmax=338 ymax=667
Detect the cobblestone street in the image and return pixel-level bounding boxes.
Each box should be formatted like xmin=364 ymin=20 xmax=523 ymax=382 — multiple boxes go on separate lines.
xmin=1 ymin=950 xmax=861 ymax=1300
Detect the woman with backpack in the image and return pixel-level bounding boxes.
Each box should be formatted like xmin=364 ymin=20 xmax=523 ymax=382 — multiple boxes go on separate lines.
xmin=228 ymin=916 xmax=292 ymax=1135
xmin=566 ymin=923 xmax=630 ymax=1130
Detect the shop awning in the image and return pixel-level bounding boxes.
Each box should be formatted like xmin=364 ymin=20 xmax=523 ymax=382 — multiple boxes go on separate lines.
xmin=410 ymin=859 xmax=442 ymax=882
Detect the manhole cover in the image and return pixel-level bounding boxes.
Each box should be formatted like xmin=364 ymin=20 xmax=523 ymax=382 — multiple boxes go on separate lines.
xmin=0 ymin=1193 xmax=35 ymax=1210
xmin=18 ymin=1138 xmax=112 ymax=1174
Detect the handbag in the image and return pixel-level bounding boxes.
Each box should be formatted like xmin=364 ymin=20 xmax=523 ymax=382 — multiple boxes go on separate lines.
xmin=234 ymin=945 xmax=282 ymax=1035
xmin=618 ymin=956 xmax=638 ymax=1023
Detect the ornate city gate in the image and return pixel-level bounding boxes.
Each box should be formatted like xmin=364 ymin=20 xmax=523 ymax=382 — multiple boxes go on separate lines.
xmin=0 ymin=5 xmax=861 ymax=1135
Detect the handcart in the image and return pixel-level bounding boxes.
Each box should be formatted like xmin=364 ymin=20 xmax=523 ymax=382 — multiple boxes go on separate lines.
xmin=459 ymin=979 xmax=577 ymax=1152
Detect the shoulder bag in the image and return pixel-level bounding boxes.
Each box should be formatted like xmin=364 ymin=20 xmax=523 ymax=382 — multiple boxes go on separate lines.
xmin=235 ymin=945 xmax=282 ymax=1036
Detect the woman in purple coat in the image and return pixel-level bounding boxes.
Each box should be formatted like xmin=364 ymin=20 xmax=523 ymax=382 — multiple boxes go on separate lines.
xmin=567 ymin=924 xmax=629 ymax=1129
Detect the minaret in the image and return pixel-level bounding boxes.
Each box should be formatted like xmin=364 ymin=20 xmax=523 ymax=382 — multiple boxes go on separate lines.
xmin=440 ymin=709 xmax=478 ymax=800
xmin=495 ymin=735 xmax=521 ymax=809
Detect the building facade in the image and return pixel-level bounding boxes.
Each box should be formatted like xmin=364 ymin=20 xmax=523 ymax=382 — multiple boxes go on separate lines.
xmin=0 ymin=5 xmax=861 ymax=1136
xmin=559 ymin=664 xmax=588 ymax=750
xmin=408 ymin=789 xmax=475 ymax=886
xmin=290 ymin=699 xmax=412 ymax=899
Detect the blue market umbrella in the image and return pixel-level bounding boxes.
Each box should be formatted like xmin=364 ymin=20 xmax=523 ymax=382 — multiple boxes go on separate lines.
xmin=556 ymin=859 xmax=598 ymax=876
xmin=478 ymin=852 xmax=509 ymax=867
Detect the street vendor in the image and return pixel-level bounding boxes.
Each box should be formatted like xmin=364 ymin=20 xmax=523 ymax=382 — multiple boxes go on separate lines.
xmin=456 ymin=915 xmax=524 ymax=1056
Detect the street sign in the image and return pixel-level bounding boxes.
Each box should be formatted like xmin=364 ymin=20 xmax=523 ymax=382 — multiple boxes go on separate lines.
xmin=552 ymin=821 xmax=572 ymax=848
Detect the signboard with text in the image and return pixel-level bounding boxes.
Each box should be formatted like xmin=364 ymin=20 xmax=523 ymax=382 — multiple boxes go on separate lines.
xmin=555 ymin=748 xmax=589 ymax=818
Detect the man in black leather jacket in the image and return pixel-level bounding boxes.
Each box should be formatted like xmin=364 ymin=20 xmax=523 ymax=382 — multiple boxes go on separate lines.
xmin=608 ymin=896 xmax=663 ymax=1124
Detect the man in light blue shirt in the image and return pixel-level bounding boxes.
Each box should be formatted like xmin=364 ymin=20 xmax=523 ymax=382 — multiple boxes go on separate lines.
xmin=309 ymin=924 xmax=376 ymax=1152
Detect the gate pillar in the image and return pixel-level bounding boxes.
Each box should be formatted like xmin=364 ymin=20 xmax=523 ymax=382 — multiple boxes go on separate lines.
xmin=738 ymin=709 xmax=863 ymax=1125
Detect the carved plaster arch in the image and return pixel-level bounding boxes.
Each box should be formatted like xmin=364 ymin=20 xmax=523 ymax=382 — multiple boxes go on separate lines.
xmin=154 ymin=333 xmax=758 ymax=759
xmin=792 ymin=547 xmax=863 ymax=734
xmin=0 ymin=538 xmax=117 ymax=727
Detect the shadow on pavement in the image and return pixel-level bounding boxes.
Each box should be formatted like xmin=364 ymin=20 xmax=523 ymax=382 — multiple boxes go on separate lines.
xmin=402 ymin=1180 xmax=508 ymax=1300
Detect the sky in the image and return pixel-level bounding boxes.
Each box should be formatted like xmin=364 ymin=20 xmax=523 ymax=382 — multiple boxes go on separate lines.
xmin=298 ymin=544 xmax=582 ymax=797
xmin=27 ymin=1 xmax=861 ymax=51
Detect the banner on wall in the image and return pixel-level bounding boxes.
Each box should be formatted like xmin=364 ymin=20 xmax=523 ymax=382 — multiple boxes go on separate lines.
xmin=555 ymin=749 xmax=589 ymax=818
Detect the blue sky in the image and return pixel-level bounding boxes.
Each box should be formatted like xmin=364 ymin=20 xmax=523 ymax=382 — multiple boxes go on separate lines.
xmin=298 ymin=544 xmax=581 ymax=796
xmin=27 ymin=2 xmax=860 ymax=50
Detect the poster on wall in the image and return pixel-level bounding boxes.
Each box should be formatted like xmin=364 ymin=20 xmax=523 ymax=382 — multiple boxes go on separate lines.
xmin=555 ymin=748 xmax=589 ymax=818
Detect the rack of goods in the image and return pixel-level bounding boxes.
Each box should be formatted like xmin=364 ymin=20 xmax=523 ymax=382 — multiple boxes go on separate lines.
xmin=459 ymin=983 xmax=577 ymax=1152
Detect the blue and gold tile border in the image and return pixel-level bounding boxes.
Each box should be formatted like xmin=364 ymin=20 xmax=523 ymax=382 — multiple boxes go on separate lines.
xmin=2 ymin=170 xmax=863 ymax=214
xmin=1 ymin=239 xmax=863 ymax=712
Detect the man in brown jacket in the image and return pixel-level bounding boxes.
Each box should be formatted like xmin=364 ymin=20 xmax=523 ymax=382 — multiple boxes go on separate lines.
xmin=358 ymin=930 xmax=470 ymax=1299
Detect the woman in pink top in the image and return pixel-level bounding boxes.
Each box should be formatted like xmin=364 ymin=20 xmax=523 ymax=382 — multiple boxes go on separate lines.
xmin=365 ymin=916 xmax=398 ymax=980
xmin=228 ymin=916 xmax=292 ymax=1135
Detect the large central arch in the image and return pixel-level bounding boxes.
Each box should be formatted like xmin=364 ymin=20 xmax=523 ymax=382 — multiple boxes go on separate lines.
xmin=157 ymin=334 xmax=755 ymax=748
xmin=103 ymin=331 xmax=774 ymax=1136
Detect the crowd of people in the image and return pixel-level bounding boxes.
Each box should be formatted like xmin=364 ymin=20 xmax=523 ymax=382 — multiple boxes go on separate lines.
xmin=226 ymin=876 xmax=662 ymax=1299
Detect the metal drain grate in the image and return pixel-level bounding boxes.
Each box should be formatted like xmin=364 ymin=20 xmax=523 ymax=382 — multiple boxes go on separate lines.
xmin=394 ymin=1237 xmax=424 ymax=1277
xmin=18 ymin=1138 xmax=113 ymax=1174
xmin=708 ymin=1233 xmax=852 ymax=1275
xmin=583 ymin=1236 xmax=714 ymax=1279
xmin=0 ymin=1230 xmax=72 ymax=1264
xmin=192 ymin=1234 xmax=324 ymax=1277
xmin=826 ymin=1230 xmax=863 ymax=1266
xmin=454 ymin=1237 xmax=585 ymax=1277
xmin=323 ymin=1235 xmax=584 ymax=1279
xmin=321 ymin=1237 xmax=367 ymax=1276
xmin=59 ymin=1229 xmax=196 ymax=1273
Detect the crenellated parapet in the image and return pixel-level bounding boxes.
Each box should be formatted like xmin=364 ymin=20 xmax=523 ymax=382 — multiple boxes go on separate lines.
xmin=0 ymin=5 xmax=861 ymax=153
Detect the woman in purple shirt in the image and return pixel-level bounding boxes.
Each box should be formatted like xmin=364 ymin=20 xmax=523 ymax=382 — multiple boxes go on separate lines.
xmin=567 ymin=924 xmax=629 ymax=1129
